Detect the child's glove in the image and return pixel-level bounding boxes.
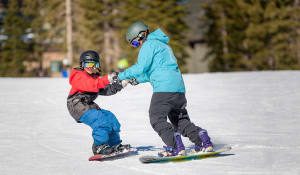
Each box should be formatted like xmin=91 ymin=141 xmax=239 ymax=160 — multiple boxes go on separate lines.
xmin=108 ymin=72 xmax=119 ymax=83
xmin=108 ymin=72 xmax=129 ymax=87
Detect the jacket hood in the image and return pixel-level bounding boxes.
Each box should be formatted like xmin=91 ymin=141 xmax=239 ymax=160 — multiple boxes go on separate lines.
xmin=147 ymin=28 xmax=169 ymax=44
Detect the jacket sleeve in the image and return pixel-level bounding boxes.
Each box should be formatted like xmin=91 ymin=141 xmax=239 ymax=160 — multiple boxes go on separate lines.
xmin=69 ymin=70 xmax=110 ymax=92
xmin=118 ymin=43 xmax=154 ymax=81
xmin=135 ymin=73 xmax=149 ymax=83
xmin=98 ymin=82 xmax=123 ymax=96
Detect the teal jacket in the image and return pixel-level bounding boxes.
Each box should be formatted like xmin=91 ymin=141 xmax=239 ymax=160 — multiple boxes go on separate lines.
xmin=118 ymin=29 xmax=185 ymax=93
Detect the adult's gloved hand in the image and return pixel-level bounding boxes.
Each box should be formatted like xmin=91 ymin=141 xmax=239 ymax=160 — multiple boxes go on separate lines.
xmin=129 ymin=78 xmax=139 ymax=86
xmin=121 ymin=80 xmax=129 ymax=88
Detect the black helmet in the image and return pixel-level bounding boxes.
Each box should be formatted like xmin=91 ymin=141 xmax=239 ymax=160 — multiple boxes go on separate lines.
xmin=79 ymin=50 xmax=100 ymax=67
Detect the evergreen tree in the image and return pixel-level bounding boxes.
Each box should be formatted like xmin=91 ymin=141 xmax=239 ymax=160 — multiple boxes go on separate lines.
xmin=202 ymin=0 xmax=300 ymax=72
xmin=75 ymin=0 xmax=122 ymax=72
xmin=119 ymin=0 xmax=189 ymax=71
xmin=42 ymin=0 xmax=66 ymax=51
xmin=0 ymin=0 xmax=29 ymax=76
xmin=244 ymin=0 xmax=300 ymax=70
xmin=60 ymin=0 xmax=188 ymax=71
xmin=22 ymin=0 xmax=47 ymax=75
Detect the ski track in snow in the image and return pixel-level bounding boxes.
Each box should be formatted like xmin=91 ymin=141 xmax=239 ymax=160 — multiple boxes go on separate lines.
xmin=0 ymin=71 xmax=300 ymax=175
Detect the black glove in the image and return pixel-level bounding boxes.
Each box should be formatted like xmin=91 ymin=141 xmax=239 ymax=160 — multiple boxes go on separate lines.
xmin=129 ymin=78 xmax=139 ymax=86
xmin=99 ymin=81 xmax=123 ymax=96
xmin=111 ymin=81 xmax=124 ymax=91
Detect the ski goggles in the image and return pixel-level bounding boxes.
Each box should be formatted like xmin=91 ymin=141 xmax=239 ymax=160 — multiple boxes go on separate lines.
xmin=130 ymin=31 xmax=146 ymax=48
xmin=83 ymin=61 xmax=100 ymax=68
xmin=130 ymin=39 xmax=140 ymax=48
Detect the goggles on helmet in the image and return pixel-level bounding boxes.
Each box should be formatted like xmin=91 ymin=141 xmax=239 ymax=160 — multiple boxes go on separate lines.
xmin=130 ymin=31 xmax=146 ymax=48
xmin=83 ymin=61 xmax=100 ymax=68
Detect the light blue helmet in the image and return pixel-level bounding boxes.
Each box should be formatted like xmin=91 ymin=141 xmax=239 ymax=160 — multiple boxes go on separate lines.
xmin=126 ymin=21 xmax=149 ymax=43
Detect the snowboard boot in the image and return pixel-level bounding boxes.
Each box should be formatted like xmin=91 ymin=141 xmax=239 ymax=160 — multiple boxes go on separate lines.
xmin=158 ymin=132 xmax=186 ymax=157
xmin=92 ymin=144 xmax=114 ymax=155
xmin=194 ymin=129 xmax=214 ymax=152
xmin=174 ymin=132 xmax=185 ymax=154
xmin=113 ymin=143 xmax=131 ymax=152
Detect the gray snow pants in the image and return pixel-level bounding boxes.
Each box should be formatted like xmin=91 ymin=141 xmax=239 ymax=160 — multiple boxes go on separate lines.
xmin=149 ymin=92 xmax=202 ymax=148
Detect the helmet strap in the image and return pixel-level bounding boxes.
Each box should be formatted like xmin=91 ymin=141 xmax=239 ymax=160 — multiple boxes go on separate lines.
xmin=138 ymin=31 xmax=148 ymax=42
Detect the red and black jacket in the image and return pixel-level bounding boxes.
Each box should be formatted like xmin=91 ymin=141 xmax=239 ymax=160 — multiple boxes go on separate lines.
xmin=67 ymin=68 xmax=123 ymax=122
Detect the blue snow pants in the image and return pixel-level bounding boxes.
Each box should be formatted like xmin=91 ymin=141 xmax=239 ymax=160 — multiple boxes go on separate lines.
xmin=79 ymin=109 xmax=121 ymax=146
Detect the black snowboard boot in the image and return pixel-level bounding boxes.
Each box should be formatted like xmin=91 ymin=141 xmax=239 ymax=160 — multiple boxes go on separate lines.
xmin=92 ymin=144 xmax=114 ymax=155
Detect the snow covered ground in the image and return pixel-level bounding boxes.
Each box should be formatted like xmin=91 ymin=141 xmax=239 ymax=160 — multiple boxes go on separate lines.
xmin=0 ymin=71 xmax=299 ymax=175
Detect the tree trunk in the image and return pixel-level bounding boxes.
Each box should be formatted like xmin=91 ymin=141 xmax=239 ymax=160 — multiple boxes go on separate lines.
xmin=101 ymin=0 xmax=121 ymax=72
xmin=103 ymin=23 xmax=112 ymax=72
xmin=294 ymin=0 xmax=300 ymax=65
xmin=112 ymin=30 xmax=121 ymax=69
xmin=66 ymin=0 xmax=73 ymax=66
xmin=220 ymin=9 xmax=229 ymax=71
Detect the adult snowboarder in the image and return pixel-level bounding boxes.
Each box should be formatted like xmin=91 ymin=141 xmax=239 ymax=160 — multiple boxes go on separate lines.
xmin=67 ymin=50 xmax=130 ymax=155
xmin=118 ymin=21 xmax=214 ymax=157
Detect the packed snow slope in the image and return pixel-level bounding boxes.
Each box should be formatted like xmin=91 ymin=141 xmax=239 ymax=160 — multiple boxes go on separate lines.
xmin=0 ymin=71 xmax=299 ymax=175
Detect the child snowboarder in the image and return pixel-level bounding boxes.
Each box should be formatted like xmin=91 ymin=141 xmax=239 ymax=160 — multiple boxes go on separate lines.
xmin=67 ymin=50 xmax=130 ymax=155
xmin=118 ymin=21 xmax=213 ymax=157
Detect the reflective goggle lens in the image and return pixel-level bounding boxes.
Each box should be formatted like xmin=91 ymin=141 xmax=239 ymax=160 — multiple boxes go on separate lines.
xmin=131 ymin=40 xmax=140 ymax=48
xmin=83 ymin=62 xmax=100 ymax=68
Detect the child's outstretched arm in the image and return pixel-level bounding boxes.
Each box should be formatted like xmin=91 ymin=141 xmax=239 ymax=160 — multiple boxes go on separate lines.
xmin=98 ymin=80 xmax=129 ymax=96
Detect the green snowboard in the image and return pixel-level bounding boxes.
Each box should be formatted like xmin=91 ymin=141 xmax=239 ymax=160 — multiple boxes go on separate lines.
xmin=139 ymin=146 xmax=232 ymax=163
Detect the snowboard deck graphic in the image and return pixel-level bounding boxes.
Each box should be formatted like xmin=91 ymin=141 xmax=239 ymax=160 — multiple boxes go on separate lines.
xmin=139 ymin=146 xmax=232 ymax=163
xmin=89 ymin=148 xmax=137 ymax=161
